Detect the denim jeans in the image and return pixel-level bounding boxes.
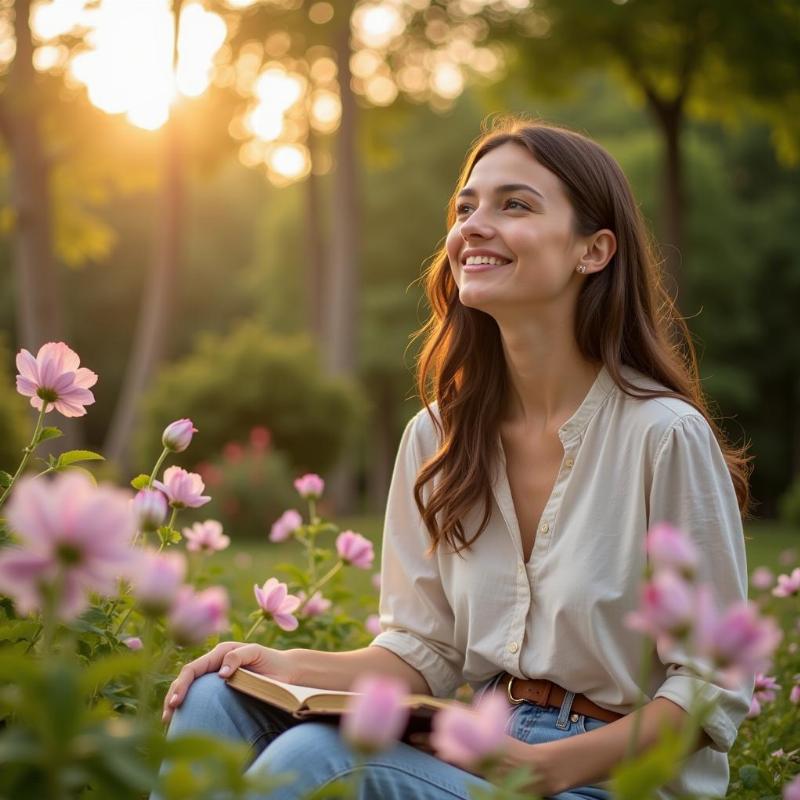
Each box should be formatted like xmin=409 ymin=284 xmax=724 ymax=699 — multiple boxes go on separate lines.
xmin=155 ymin=671 xmax=612 ymax=800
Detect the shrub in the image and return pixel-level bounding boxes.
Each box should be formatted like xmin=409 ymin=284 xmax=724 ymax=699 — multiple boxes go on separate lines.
xmin=779 ymin=478 xmax=800 ymax=528
xmin=135 ymin=320 xmax=363 ymax=474
xmin=0 ymin=335 xmax=29 ymax=473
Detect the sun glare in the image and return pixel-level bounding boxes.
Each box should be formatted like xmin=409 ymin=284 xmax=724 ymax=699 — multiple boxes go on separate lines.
xmin=35 ymin=0 xmax=226 ymax=131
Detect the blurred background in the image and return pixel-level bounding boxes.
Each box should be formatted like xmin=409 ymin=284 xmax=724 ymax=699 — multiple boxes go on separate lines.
xmin=1 ymin=0 xmax=799 ymax=546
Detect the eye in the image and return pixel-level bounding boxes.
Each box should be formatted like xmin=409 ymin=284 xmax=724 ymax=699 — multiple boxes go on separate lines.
xmin=455 ymin=203 xmax=473 ymax=216
xmin=504 ymin=198 xmax=530 ymax=211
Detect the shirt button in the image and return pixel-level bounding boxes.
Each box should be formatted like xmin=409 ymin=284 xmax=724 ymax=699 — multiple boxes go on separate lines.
xmin=508 ymin=642 xmax=519 ymax=654
xmin=539 ymin=522 xmax=550 ymax=534
xmin=564 ymin=457 xmax=574 ymax=468
xmin=570 ymin=712 xmax=580 ymax=723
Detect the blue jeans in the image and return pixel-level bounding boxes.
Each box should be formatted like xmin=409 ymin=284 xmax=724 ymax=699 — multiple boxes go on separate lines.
xmin=156 ymin=672 xmax=612 ymax=799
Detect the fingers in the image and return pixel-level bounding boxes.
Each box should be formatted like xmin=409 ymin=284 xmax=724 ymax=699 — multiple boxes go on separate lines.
xmin=162 ymin=641 xmax=243 ymax=723
xmin=217 ymin=644 xmax=267 ymax=678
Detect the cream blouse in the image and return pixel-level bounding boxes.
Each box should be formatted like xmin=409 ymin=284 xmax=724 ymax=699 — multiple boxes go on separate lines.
xmin=370 ymin=364 xmax=753 ymax=799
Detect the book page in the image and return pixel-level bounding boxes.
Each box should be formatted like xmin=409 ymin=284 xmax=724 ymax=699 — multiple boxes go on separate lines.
xmin=249 ymin=672 xmax=359 ymax=704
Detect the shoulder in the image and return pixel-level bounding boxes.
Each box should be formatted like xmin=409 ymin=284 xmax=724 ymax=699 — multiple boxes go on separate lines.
xmin=400 ymin=404 xmax=442 ymax=464
xmin=609 ymin=365 xmax=713 ymax=456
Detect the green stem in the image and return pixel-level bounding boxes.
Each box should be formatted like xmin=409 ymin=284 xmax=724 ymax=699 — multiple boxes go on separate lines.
xmin=114 ymin=605 xmax=135 ymax=638
xmin=148 ymin=447 xmax=170 ymax=489
xmin=307 ymin=560 xmax=343 ymax=598
xmin=625 ymin=633 xmax=655 ymax=759
xmin=244 ymin=615 xmax=265 ymax=642
xmin=0 ymin=405 xmax=47 ymax=510
xmin=158 ymin=507 xmax=179 ymax=552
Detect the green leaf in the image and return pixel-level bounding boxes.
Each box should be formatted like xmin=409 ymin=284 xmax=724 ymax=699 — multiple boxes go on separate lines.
xmin=738 ymin=764 xmax=770 ymax=790
xmin=56 ymin=449 xmax=105 ymax=467
xmin=0 ymin=471 xmax=12 ymax=490
xmin=610 ymin=726 xmax=685 ymax=800
xmin=130 ymin=474 xmax=151 ymax=490
xmin=34 ymin=426 xmax=63 ymax=446
xmin=80 ymin=652 xmax=148 ymax=693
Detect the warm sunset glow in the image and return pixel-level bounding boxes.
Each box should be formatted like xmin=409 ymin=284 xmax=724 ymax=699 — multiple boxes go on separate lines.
xmin=34 ymin=0 xmax=226 ymax=131
xmin=352 ymin=2 xmax=406 ymax=49
xmin=268 ymin=143 xmax=310 ymax=180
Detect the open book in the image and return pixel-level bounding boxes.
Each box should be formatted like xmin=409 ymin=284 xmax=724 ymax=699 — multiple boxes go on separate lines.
xmin=226 ymin=668 xmax=452 ymax=722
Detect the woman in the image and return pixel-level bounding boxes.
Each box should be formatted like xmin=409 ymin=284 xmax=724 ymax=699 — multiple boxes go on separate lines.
xmin=159 ymin=119 xmax=753 ymax=799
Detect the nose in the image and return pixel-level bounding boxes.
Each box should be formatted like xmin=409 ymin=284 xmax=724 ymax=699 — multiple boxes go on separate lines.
xmin=458 ymin=205 xmax=495 ymax=241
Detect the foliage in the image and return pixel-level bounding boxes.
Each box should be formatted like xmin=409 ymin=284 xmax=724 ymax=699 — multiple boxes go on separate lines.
xmin=0 ymin=333 xmax=28 ymax=474
xmin=779 ymin=480 xmax=800 ymax=530
xmin=134 ymin=320 xmax=364 ymax=474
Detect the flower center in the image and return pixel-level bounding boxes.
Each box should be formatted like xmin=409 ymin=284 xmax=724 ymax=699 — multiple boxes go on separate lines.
xmin=56 ymin=543 xmax=83 ymax=566
xmin=37 ymin=387 xmax=59 ymax=403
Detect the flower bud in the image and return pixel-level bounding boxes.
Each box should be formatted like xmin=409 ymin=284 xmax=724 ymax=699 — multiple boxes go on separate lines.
xmin=162 ymin=418 xmax=198 ymax=453
xmin=133 ymin=489 xmax=168 ymax=533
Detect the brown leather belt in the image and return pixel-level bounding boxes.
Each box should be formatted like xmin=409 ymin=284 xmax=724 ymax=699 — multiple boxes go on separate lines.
xmin=499 ymin=673 xmax=623 ymax=724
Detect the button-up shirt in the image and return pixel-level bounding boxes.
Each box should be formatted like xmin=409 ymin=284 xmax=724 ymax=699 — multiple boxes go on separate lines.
xmin=371 ymin=364 xmax=753 ymax=799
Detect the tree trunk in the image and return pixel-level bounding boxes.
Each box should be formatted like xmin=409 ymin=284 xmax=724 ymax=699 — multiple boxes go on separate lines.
xmin=305 ymin=131 xmax=326 ymax=344
xmin=325 ymin=3 xmax=360 ymax=512
xmin=647 ymin=97 xmax=685 ymax=304
xmin=367 ymin=378 xmax=396 ymax=511
xmin=103 ymin=1 xmax=186 ymax=474
xmin=4 ymin=0 xmax=81 ymax=451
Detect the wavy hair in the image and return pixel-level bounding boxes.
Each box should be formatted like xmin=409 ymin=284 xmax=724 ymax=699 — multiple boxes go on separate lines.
xmin=412 ymin=117 xmax=752 ymax=554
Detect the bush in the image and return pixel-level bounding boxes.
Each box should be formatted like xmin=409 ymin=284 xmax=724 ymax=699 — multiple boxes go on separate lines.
xmin=135 ymin=320 xmax=363 ymax=474
xmin=189 ymin=426 xmax=297 ymax=539
xmin=778 ymin=478 xmax=800 ymax=528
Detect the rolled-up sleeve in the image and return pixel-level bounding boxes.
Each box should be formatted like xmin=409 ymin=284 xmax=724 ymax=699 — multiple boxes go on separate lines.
xmin=369 ymin=413 xmax=464 ymax=697
xmin=648 ymin=414 xmax=754 ymax=753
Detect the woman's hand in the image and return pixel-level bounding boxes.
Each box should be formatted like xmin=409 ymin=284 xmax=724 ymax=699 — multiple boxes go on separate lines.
xmin=161 ymin=641 xmax=297 ymax=723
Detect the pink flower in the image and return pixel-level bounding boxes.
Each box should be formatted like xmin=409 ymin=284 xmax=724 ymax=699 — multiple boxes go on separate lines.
xmin=250 ymin=426 xmax=271 ymax=451
xmin=750 ymin=566 xmax=775 ymax=591
xmin=784 ymin=775 xmax=800 ymax=800
xmin=162 ymin=418 xmax=198 ymax=453
xmin=791 ymin=684 xmax=800 ymax=705
xmin=342 ymin=674 xmax=410 ymax=753
xmin=646 ymin=523 xmax=698 ymax=579
xmin=123 ymin=636 xmax=143 ymax=650
xmin=297 ymin=590 xmax=331 ymax=617
xmin=153 ymin=466 xmax=211 ymax=509
xmin=269 ymin=509 xmax=303 ymax=543
xmin=365 ymin=614 xmax=381 ymax=636
xmin=168 ymin=586 xmax=229 ymax=646
xmin=693 ymin=589 xmax=783 ymax=687
xmin=182 ymin=520 xmax=230 ymax=553
xmin=223 ymin=441 xmax=244 ymax=463
xmin=625 ymin=570 xmax=695 ymax=643
xmin=294 ymin=473 xmax=324 ymax=499
xmin=132 ymin=489 xmax=168 ymax=533
xmin=773 ymin=568 xmax=800 ymax=598
xmin=336 ymin=530 xmax=374 ymax=570
xmin=15 ymin=342 xmax=97 ymax=417
xmin=130 ymin=549 xmax=186 ymax=616
xmin=254 ymin=578 xmax=302 ymax=631
xmin=0 ymin=473 xmax=135 ymax=619
xmin=747 ymin=673 xmax=781 ymax=718
xmin=431 ymin=692 xmax=509 ymax=769
xmin=779 ymin=548 xmax=797 ymax=566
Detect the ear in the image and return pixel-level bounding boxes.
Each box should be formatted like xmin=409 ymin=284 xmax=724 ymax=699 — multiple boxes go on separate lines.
xmin=579 ymin=229 xmax=617 ymax=273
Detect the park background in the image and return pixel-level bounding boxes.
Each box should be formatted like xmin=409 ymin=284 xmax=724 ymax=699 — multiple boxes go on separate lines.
xmin=0 ymin=2 xmax=800 ymax=797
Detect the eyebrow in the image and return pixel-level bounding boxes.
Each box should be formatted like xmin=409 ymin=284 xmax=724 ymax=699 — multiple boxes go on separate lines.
xmin=456 ymin=183 xmax=546 ymax=201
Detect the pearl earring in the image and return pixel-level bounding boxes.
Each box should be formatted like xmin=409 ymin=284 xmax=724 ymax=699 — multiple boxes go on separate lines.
xmin=577 ymin=264 xmax=587 ymax=274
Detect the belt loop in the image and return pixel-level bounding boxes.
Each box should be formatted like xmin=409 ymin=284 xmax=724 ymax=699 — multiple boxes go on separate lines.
xmin=555 ymin=690 xmax=576 ymax=730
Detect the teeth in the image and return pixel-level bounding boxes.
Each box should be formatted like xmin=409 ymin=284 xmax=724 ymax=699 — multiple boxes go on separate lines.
xmin=465 ymin=255 xmax=508 ymax=265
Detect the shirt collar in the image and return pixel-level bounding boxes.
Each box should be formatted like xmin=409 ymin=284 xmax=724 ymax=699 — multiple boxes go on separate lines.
xmin=556 ymin=363 xmax=616 ymax=442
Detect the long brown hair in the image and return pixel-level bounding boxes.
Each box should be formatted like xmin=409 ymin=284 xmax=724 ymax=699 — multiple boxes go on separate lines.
xmin=413 ymin=117 xmax=752 ymax=554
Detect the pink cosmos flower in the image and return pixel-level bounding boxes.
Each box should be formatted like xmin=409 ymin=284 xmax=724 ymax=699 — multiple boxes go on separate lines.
xmin=792 ymin=684 xmax=800 ymax=705
xmin=0 ymin=473 xmax=135 ymax=619
xmin=254 ymin=578 xmax=302 ymax=631
xmin=15 ymin=342 xmax=98 ymax=417
xmin=773 ymin=568 xmax=800 ymax=598
xmin=750 ymin=566 xmax=775 ymax=591
xmin=124 ymin=636 xmax=143 ymax=650
xmin=431 ymin=692 xmax=509 ymax=769
xmin=342 ymin=674 xmax=410 ymax=754
xmin=269 ymin=509 xmax=303 ymax=543
xmin=250 ymin=426 xmax=271 ymax=451
xmin=625 ymin=570 xmax=695 ymax=644
xmin=365 ymin=614 xmax=381 ymax=636
xmin=646 ymin=523 xmax=698 ymax=579
xmin=132 ymin=489 xmax=168 ymax=533
xmin=784 ymin=774 xmax=800 ymax=800
xmin=747 ymin=673 xmax=781 ymax=718
xmin=168 ymin=586 xmax=229 ymax=646
xmin=182 ymin=519 xmax=230 ymax=553
xmin=297 ymin=590 xmax=331 ymax=617
xmin=294 ymin=473 xmax=324 ymax=499
xmin=336 ymin=530 xmax=374 ymax=570
xmin=153 ymin=466 xmax=211 ymax=509
xmin=162 ymin=418 xmax=198 ymax=453
xmin=693 ymin=588 xmax=783 ymax=687
xmin=130 ymin=549 xmax=186 ymax=616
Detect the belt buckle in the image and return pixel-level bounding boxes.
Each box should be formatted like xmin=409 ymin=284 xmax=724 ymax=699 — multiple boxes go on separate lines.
xmin=506 ymin=676 xmax=525 ymax=705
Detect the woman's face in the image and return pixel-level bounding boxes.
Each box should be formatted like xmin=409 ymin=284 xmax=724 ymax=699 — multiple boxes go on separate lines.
xmin=445 ymin=142 xmax=587 ymax=315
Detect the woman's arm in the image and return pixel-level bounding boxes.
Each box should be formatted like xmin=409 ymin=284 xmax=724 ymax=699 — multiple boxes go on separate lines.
xmin=510 ymin=697 xmax=712 ymax=795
